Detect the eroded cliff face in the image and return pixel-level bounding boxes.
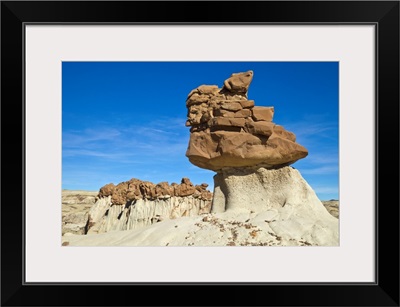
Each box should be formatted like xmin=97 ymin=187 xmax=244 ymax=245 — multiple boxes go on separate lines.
xmin=85 ymin=178 xmax=212 ymax=234
xmin=62 ymin=191 xmax=97 ymax=235
xmin=86 ymin=196 xmax=211 ymax=234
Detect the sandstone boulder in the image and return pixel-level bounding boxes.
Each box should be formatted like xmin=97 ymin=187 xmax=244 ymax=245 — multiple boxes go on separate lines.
xmin=238 ymin=100 xmax=255 ymax=108
xmin=222 ymin=70 xmax=254 ymax=95
xmin=185 ymin=71 xmax=308 ymax=171
xmin=252 ymin=106 xmax=274 ymax=122
xmin=244 ymin=121 xmax=275 ymax=136
xmin=220 ymin=102 xmax=243 ymax=112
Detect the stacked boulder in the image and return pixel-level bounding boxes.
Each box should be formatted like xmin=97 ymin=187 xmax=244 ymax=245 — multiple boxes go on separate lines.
xmin=185 ymin=71 xmax=336 ymax=220
xmin=186 ymin=70 xmax=308 ymax=171
xmin=85 ymin=178 xmax=212 ymax=234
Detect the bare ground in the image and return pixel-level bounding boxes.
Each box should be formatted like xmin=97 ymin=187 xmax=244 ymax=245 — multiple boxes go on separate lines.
xmin=62 ymin=190 xmax=98 ymax=235
xmin=61 ymin=190 xmax=339 ymax=237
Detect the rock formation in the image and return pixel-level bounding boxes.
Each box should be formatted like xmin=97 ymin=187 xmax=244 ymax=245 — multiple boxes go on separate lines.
xmin=84 ymin=178 xmax=212 ymax=234
xmin=63 ymin=167 xmax=339 ymax=246
xmin=322 ymin=200 xmax=339 ymax=218
xmin=183 ymin=71 xmax=338 ymax=245
xmin=62 ymin=70 xmax=339 ymax=247
xmin=185 ymin=70 xmax=308 ymax=171
xmin=62 ymin=190 xmax=97 ymax=235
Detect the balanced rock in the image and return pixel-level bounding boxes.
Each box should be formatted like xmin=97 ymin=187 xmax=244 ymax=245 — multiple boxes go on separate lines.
xmin=185 ymin=71 xmax=308 ymax=171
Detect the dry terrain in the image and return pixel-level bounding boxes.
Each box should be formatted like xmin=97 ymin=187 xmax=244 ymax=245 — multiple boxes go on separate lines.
xmin=62 ymin=190 xmax=339 ymax=241
xmin=62 ymin=190 xmax=97 ymax=235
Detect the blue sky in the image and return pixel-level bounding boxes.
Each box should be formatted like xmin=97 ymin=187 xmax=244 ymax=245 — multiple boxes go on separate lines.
xmin=62 ymin=62 xmax=339 ymax=200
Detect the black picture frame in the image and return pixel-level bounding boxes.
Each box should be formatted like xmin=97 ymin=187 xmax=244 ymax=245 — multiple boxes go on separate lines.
xmin=1 ymin=1 xmax=399 ymax=306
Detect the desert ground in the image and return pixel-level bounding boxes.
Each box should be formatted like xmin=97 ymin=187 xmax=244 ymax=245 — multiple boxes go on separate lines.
xmin=62 ymin=189 xmax=339 ymax=242
xmin=62 ymin=190 xmax=97 ymax=235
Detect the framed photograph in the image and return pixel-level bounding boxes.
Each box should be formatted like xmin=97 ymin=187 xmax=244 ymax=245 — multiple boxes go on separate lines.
xmin=1 ymin=1 xmax=399 ymax=306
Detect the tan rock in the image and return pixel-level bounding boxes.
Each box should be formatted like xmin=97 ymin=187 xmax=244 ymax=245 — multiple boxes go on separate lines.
xmin=98 ymin=183 xmax=115 ymax=198
xmin=187 ymin=103 xmax=211 ymax=125
xmin=185 ymin=71 xmax=308 ymax=171
xmin=200 ymin=190 xmax=213 ymax=201
xmin=197 ymin=85 xmax=220 ymax=95
xmin=209 ymin=117 xmax=246 ymax=128
xmin=189 ymin=123 xmax=209 ymax=133
xmin=274 ymin=125 xmax=296 ymax=142
xmin=209 ymin=95 xmax=226 ymax=106
xmin=213 ymin=108 xmax=235 ymax=117
xmin=62 ymin=190 xmax=97 ymax=235
xmin=212 ymin=131 xmax=262 ymax=155
xmin=322 ymin=200 xmax=339 ymax=218
xmin=225 ymin=94 xmax=247 ymax=101
xmin=97 ymin=177 xmax=212 ymax=207
xmin=186 ymin=93 xmax=209 ymax=107
xmin=252 ymin=106 xmax=274 ymax=122
xmin=140 ymin=181 xmax=157 ymax=199
xmin=233 ymin=109 xmax=252 ymax=118
xmin=176 ymin=178 xmax=196 ymax=197
xmin=244 ymin=121 xmax=275 ymax=136
xmin=187 ymin=85 xmax=219 ymax=99
xmin=264 ymin=134 xmax=308 ymax=164
xmin=222 ymin=70 xmax=254 ymax=95
xmin=154 ymin=182 xmax=174 ymax=197
xmin=187 ymin=130 xmax=308 ymax=171
xmin=238 ymin=100 xmax=255 ymax=108
xmin=213 ymin=108 xmax=251 ymax=118
xmin=186 ymin=130 xmax=219 ymax=160
xmin=220 ymin=102 xmax=242 ymax=112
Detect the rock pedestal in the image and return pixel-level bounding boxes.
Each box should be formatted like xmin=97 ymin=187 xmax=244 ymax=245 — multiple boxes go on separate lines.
xmin=211 ymin=166 xmax=335 ymax=216
xmin=185 ymin=71 xmax=338 ymax=247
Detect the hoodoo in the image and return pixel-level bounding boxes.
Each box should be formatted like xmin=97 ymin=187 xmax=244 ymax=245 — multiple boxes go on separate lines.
xmin=63 ymin=70 xmax=338 ymax=247
xmin=185 ymin=70 xmax=308 ymax=172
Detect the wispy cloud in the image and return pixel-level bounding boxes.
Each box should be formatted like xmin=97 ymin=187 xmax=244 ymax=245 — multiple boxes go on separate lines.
xmin=62 ymin=128 xmax=122 ymax=149
xmin=307 ymin=153 xmax=338 ymax=165
xmin=63 ymin=149 xmax=122 ymax=159
xmin=301 ymin=166 xmax=338 ymax=175
xmin=313 ymin=186 xmax=339 ymax=195
xmin=282 ymin=121 xmax=337 ymax=144
xmin=62 ymin=116 xmax=190 ymax=171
